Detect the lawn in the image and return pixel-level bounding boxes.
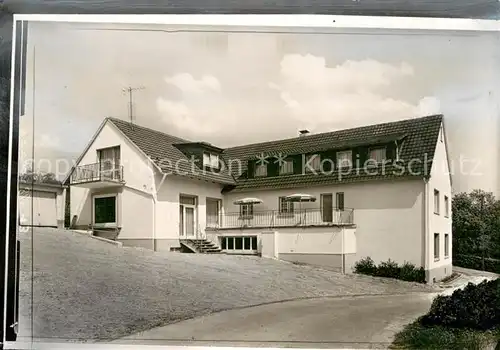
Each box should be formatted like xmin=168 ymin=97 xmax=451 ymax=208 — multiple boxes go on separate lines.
xmin=19 ymin=227 xmax=436 ymax=342
xmin=391 ymin=321 xmax=499 ymax=350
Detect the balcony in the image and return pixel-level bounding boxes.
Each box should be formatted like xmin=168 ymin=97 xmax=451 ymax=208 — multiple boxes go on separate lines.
xmin=206 ymin=208 xmax=354 ymax=230
xmin=70 ymin=163 xmax=124 ymax=189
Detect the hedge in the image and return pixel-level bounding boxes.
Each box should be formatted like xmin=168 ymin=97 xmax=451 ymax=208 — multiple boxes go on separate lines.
xmin=354 ymin=257 xmax=426 ymax=283
xmin=454 ymin=254 xmax=500 ymax=274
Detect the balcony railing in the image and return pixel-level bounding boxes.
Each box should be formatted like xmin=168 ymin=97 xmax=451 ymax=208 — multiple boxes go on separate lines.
xmin=206 ymin=208 xmax=354 ymax=229
xmin=70 ymin=163 xmax=124 ymax=184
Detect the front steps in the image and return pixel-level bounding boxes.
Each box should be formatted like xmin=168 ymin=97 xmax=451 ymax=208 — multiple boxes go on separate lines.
xmin=180 ymin=239 xmax=222 ymax=254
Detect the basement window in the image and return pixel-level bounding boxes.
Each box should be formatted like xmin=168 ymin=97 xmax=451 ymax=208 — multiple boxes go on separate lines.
xmin=220 ymin=236 xmax=258 ymax=253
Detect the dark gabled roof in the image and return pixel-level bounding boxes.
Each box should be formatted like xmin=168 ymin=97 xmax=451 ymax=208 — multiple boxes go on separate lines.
xmin=222 ymin=114 xmax=443 ymax=192
xmin=101 ymin=115 xmax=443 ymax=192
xmin=107 ymin=118 xmax=236 ymax=185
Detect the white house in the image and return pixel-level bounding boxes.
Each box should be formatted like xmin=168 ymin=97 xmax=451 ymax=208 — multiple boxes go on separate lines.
xmin=67 ymin=114 xmax=452 ymax=282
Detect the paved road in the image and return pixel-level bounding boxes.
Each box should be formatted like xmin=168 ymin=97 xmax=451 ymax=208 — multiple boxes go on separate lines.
xmin=113 ymin=293 xmax=434 ymax=348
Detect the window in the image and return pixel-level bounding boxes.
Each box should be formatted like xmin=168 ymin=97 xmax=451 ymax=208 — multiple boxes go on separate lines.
xmin=97 ymin=146 xmax=121 ymax=180
xmin=444 ymin=234 xmax=449 ymax=258
xmin=444 ymin=196 xmax=449 ymax=217
xmin=254 ymin=164 xmax=267 ymax=177
xmin=336 ymin=192 xmax=345 ymax=211
xmin=434 ymin=189 xmax=440 ymax=215
xmin=94 ymin=196 xmax=116 ymax=224
xmin=278 ymin=197 xmax=294 ymax=214
xmin=305 ymin=154 xmax=321 ymax=171
xmin=336 ymin=151 xmax=352 ymax=168
xmin=369 ymin=147 xmax=387 ymax=163
xmin=203 ymin=152 xmax=219 ymax=169
xmin=240 ymin=203 xmax=253 ymax=217
xmin=434 ymin=233 xmax=440 ymax=260
xmin=279 ymin=160 xmax=294 ymax=175
xmin=220 ymin=236 xmax=258 ymax=252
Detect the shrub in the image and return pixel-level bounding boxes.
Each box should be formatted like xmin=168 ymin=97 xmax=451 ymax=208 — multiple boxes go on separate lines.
xmin=353 ymin=257 xmax=426 ymax=283
xmin=377 ymin=259 xmax=400 ymax=279
xmin=420 ymin=278 xmax=500 ymax=331
xmin=400 ymin=262 xmax=426 ymax=283
xmin=354 ymin=257 xmax=377 ymax=275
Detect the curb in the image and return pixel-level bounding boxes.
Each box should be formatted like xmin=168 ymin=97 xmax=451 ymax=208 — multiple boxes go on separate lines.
xmin=69 ymin=229 xmax=122 ymax=247
xmin=91 ymin=235 xmax=123 ymax=247
xmin=70 ymin=229 xmax=92 ymax=236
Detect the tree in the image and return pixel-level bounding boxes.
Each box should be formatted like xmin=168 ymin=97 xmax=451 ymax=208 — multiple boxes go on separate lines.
xmin=452 ymin=190 xmax=500 ymax=260
xmin=19 ymin=171 xmax=61 ymax=185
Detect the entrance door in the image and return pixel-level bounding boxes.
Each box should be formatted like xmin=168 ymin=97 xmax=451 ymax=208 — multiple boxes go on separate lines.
xmin=321 ymin=193 xmax=333 ymax=223
xmin=179 ymin=195 xmax=197 ymax=238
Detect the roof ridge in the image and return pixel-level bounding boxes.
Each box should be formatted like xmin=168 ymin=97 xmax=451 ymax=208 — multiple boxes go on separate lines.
xmin=224 ymin=114 xmax=443 ymax=151
xmin=106 ymin=117 xmax=190 ymax=143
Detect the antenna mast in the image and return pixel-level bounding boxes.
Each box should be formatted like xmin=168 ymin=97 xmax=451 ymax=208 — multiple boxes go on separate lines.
xmin=122 ymin=86 xmax=145 ymax=125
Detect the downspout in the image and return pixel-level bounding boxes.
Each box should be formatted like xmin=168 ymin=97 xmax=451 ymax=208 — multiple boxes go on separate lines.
xmin=423 ymin=177 xmax=430 ymax=280
xmin=341 ymin=226 xmax=345 ymax=274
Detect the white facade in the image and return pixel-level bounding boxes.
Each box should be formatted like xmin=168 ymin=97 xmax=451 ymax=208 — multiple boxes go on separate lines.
xmin=425 ymin=124 xmax=453 ymax=281
xmin=70 ymin=120 xmax=157 ymax=244
xmin=68 ymin=118 xmax=452 ymax=282
xmin=221 ymin=179 xmax=424 ymax=272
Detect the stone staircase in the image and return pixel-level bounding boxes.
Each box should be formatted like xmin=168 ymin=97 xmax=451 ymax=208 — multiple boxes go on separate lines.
xmin=180 ymin=239 xmax=222 ymax=254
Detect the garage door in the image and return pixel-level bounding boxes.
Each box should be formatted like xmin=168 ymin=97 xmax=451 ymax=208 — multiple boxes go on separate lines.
xmin=19 ymin=190 xmax=57 ymax=227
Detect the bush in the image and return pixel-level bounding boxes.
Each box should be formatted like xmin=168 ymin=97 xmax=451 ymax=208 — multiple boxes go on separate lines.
xmin=420 ymin=278 xmax=500 ymax=331
xmin=400 ymin=262 xmax=426 ymax=283
xmin=353 ymin=257 xmax=377 ymax=275
xmin=377 ymin=259 xmax=400 ymax=279
xmin=354 ymin=257 xmax=426 ymax=283
xmin=454 ymin=254 xmax=500 ymax=274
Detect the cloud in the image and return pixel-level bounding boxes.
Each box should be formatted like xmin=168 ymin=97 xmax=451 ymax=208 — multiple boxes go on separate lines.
xmin=417 ymin=96 xmax=441 ymax=116
xmin=164 ymin=73 xmax=221 ymax=94
xmin=269 ymin=54 xmax=438 ymax=131
xmin=156 ymin=98 xmax=218 ymax=135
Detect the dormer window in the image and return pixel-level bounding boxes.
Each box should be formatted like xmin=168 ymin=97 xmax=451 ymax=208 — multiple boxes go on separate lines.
xmin=369 ymin=147 xmax=387 ymax=163
xmin=336 ymin=150 xmax=352 ymax=168
xmin=203 ymin=152 xmax=219 ymax=169
xmin=305 ymin=154 xmax=321 ymax=171
xmin=254 ymin=163 xmax=267 ymax=177
xmin=279 ymin=160 xmax=294 ymax=175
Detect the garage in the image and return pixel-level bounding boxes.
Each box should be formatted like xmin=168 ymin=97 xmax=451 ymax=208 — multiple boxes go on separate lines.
xmin=18 ymin=182 xmax=65 ymax=228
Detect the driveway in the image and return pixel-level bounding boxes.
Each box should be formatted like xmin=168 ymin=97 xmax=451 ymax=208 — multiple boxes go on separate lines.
xmin=111 ymin=266 xmax=497 ymax=348
xmin=114 ymin=293 xmax=433 ymax=348
xmin=18 ymin=227 xmax=436 ymax=342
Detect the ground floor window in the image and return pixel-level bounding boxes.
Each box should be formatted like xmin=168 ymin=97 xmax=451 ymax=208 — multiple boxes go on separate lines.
xmin=220 ymin=236 xmax=258 ymax=252
xmin=94 ymin=195 xmax=116 ymax=224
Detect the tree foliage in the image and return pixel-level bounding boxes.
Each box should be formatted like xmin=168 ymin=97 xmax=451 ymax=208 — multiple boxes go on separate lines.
xmin=452 ymin=189 xmax=500 ymax=260
xmin=19 ymin=168 xmax=61 ymax=185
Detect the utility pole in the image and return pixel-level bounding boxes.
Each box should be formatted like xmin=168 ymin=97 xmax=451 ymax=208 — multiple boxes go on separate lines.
xmin=122 ymin=86 xmax=145 ymax=125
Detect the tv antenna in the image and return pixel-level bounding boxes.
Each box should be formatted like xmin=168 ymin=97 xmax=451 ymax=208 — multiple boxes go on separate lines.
xmin=122 ymin=86 xmax=145 ymax=125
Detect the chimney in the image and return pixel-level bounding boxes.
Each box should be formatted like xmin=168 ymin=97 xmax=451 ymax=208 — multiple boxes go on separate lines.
xmin=299 ymin=129 xmax=310 ymax=137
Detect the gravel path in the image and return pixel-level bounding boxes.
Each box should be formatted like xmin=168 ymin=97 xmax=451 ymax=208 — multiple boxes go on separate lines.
xmin=19 ymin=228 xmax=436 ymax=342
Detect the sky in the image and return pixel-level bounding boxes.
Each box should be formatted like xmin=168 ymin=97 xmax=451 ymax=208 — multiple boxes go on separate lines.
xmin=19 ymin=21 xmax=500 ymax=196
